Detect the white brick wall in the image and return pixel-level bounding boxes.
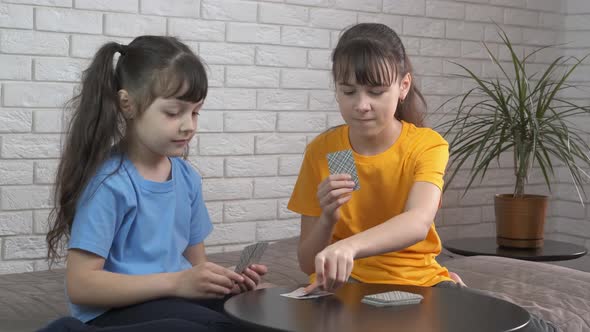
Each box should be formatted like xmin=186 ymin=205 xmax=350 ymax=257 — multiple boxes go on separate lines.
xmin=0 ymin=0 xmax=587 ymax=274
xmin=547 ymin=0 xmax=590 ymax=250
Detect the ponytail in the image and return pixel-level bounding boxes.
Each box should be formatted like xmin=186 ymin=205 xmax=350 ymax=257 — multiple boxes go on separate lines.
xmin=395 ymin=54 xmax=426 ymax=127
xmin=46 ymin=42 xmax=126 ymax=266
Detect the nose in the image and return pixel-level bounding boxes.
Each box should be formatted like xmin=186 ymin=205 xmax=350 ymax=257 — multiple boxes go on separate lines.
xmin=354 ymin=92 xmax=371 ymax=113
xmin=180 ymin=112 xmax=196 ymax=133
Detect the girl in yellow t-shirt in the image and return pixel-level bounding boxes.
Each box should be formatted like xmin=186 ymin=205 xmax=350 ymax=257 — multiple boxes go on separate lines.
xmin=288 ymin=23 xmax=557 ymax=332
xmin=288 ymin=22 xmax=460 ymax=292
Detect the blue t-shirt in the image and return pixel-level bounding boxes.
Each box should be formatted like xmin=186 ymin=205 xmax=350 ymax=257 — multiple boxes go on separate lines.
xmin=68 ymin=156 xmax=213 ymax=322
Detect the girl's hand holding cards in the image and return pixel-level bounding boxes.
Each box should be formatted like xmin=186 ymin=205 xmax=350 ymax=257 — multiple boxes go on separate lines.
xmin=319 ymin=149 xmax=360 ymax=225
xmin=176 ymin=262 xmax=244 ymax=299
xmin=232 ymin=264 xmax=268 ymax=294
xmin=317 ymin=174 xmax=356 ymax=225
xmin=232 ymin=242 xmax=269 ymax=294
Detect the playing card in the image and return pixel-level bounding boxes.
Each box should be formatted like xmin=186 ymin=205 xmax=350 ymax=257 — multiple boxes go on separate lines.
xmin=361 ymin=291 xmax=423 ymax=307
xmin=327 ymin=149 xmax=360 ymax=190
xmin=234 ymin=242 xmax=268 ymax=274
xmin=280 ymin=287 xmax=333 ymax=300
xmin=249 ymin=242 xmax=267 ymax=264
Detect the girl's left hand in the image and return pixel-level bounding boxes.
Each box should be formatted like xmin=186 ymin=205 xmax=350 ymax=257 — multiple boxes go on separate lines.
xmin=232 ymin=264 xmax=268 ymax=294
xmin=304 ymin=242 xmax=356 ymax=293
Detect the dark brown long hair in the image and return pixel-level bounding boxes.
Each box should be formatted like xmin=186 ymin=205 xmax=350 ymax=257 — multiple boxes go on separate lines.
xmin=332 ymin=23 xmax=425 ymax=126
xmin=46 ymin=36 xmax=208 ymax=266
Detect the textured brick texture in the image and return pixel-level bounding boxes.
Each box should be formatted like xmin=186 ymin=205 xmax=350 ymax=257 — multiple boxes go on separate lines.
xmin=549 ymin=0 xmax=590 ymax=251
xmin=0 ymin=0 xmax=588 ymax=273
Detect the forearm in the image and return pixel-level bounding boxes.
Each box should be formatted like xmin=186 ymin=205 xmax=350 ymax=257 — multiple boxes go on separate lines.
xmin=67 ymin=269 xmax=180 ymax=308
xmin=298 ymin=215 xmax=335 ymax=275
xmin=345 ymin=210 xmax=432 ymax=260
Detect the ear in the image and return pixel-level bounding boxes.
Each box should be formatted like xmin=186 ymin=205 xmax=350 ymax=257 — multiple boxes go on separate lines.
xmin=117 ymin=89 xmax=135 ymax=119
xmin=399 ymin=73 xmax=412 ymax=100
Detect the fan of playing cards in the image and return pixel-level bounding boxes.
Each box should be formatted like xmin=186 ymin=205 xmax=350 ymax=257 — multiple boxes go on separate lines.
xmin=234 ymin=242 xmax=268 ymax=274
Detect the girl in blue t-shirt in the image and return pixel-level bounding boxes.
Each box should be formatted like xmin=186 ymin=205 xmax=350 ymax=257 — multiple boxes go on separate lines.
xmin=41 ymin=36 xmax=266 ymax=332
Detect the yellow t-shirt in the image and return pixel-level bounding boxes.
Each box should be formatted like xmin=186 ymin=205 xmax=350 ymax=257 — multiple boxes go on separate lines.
xmin=287 ymin=121 xmax=452 ymax=286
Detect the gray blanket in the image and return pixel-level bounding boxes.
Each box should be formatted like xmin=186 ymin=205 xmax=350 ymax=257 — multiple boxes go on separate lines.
xmin=444 ymin=255 xmax=590 ymax=332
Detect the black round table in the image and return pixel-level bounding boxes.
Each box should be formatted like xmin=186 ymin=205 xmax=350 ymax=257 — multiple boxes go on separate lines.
xmin=444 ymin=237 xmax=588 ymax=261
xmin=224 ymin=283 xmax=530 ymax=332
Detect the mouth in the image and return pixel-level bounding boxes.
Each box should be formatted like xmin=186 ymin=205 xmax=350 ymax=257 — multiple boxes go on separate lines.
xmin=172 ymin=139 xmax=190 ymax=144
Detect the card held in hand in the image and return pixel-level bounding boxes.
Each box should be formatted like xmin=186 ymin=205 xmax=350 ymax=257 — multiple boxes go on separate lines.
xmin=327 ymin=149 xmax=360 ymax=190
xmin=361 ymin=291 xmax=423 ymax=307
xmin=234 ymin=242 xmax=268 ymax=274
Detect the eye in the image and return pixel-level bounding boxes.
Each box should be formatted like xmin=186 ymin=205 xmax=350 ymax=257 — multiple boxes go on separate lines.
xmin=368 ymin=90 xmax=385 ymax=96
xmin=342 ymin=90 xmax=355 ymax=95
xmin=165 ymin=112 xmax=178 ymax=118
xmin=192 ymin=111 xmax=200 ymax=117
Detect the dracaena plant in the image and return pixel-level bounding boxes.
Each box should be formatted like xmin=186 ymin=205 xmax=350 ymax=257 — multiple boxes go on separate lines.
xmin=436 ymin=28 xmax=590 ymax=202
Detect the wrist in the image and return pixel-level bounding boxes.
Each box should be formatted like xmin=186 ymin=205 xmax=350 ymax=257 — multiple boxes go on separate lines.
xmin=341 ymin=237 xmax=361 ymax=259
xmin=319 ymin=213 xmax=337 ymax=227
xmin=167 ymin=271 xmax=183 ymax=298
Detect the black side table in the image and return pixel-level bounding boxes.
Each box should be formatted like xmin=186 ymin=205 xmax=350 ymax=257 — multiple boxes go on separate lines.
xmin=225 ymin=283 xmax=531 ymax=332
xmin=444 ymin=237 xmax=588 ymax=262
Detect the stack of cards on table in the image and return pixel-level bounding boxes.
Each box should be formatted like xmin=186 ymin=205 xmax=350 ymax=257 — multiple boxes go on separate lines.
xmin=234 ymin=242 xmax=268 ymax=274
xmin=327 ymin=149 xmax=360 ymax=190
xmin=361 ymin=291 xmax=423 ymax=307
xmin=280 ymin=287 xmax=333 ymax=300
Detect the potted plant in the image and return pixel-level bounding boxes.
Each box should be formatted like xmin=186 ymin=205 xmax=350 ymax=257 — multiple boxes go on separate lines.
xmin=437 ymin=28 xmax=590 ymax=248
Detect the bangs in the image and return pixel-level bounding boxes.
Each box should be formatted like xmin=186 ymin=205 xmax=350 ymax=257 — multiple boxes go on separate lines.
xmin=332 ymin=39 xmax=399 ymax=87
xmin=152 ymin=54 xmax=208 ymax=103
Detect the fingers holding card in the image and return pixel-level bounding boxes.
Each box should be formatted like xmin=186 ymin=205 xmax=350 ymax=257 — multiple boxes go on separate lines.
xmin=327 ymin=149 xmax=360 ymax=191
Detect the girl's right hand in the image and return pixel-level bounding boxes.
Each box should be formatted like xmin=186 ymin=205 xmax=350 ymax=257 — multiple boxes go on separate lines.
xmin=175 ymin=262 xmax=244 ymax=299
xmin=317 ymin=174 xmax=356 ymax=225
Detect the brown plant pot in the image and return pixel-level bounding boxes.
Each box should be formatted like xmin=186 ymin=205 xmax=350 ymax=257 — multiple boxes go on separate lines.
xmin=494 ymin=194 xmax=548 ymax=248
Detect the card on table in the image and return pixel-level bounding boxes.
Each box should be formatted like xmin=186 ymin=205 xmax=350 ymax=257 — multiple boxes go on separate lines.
xmin=234 ymin=242 xmax=268 ymax=274
xmin=280 ymin=287 xmax=333 ymax=300
xmin=327 ymin=149 xmax=360 ymax=191
xmin=361 ymin=291 xmax=423 ymax=307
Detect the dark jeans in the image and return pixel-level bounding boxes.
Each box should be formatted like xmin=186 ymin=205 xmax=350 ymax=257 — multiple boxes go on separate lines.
xmin=435 ymin=281 xmax=558 ymax=332
xmin=38 ymin=297 xmax=252 ymax=332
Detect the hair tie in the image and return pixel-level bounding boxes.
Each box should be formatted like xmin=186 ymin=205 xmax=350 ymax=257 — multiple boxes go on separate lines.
xmin=118 ymin=44 xmax=128 ymax=56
